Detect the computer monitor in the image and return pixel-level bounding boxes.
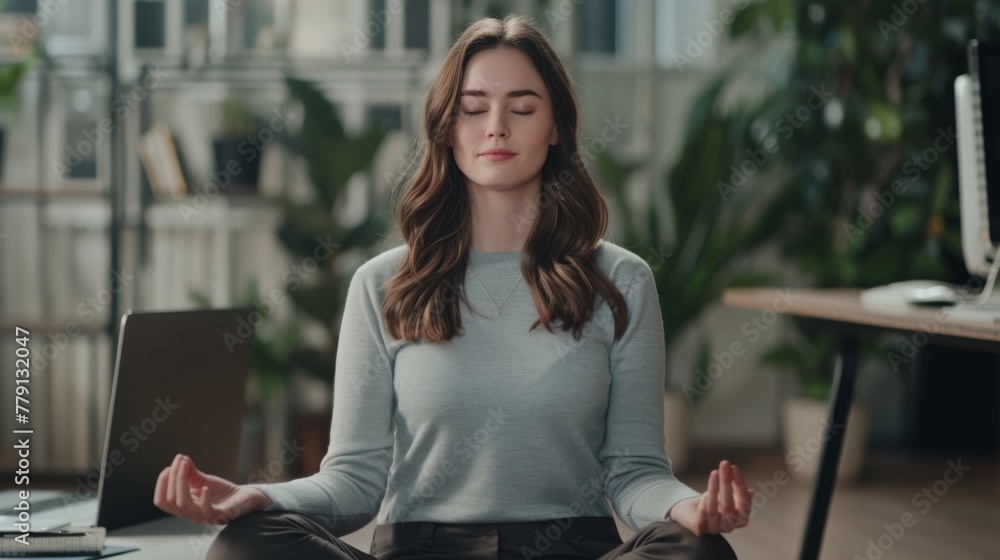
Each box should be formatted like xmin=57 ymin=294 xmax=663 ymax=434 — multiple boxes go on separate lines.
xmin=954 ymin=39 xmax=1000 ymax=311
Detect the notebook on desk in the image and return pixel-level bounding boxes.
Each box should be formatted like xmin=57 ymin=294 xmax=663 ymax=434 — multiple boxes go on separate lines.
xmin=0 ymin=307 xmax=253 ymax=533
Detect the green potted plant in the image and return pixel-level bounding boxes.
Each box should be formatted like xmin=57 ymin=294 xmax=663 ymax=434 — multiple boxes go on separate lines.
xmin=595 ymin=88 xmax=784 ymax=471
xmin=212 ymin=97 xmax=261 ymax=194
xmin=0 ymin=0 xmax=38 ymax=183
xmin=678 ymin=0 xmax=1000 ymax=482
xmin=190 ymin=281 xmax=304 ymax=481
xmin=275 ymin=77 xmax=391 ymax=474
xmin=0 ymin=57 xmax=31 ymax=181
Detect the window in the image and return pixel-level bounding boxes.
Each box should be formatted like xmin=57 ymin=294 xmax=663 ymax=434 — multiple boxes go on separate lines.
xmin=575 ymin=0 xmax=617 ymax=55
xmin=655 ymin=0 xmax=725 ymax=69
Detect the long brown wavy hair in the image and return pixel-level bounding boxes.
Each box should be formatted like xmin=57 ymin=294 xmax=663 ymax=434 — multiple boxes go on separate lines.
xmin=382 ymin=14 xmax=629 ymax=345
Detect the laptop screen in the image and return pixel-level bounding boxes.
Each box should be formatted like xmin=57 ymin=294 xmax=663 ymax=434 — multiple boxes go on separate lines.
xmin=94 ymin=307 xmax=253 ymax=530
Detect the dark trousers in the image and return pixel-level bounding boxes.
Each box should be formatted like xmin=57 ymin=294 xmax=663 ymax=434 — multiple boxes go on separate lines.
xmin=206 ymin=511 xmax=737 ymax=560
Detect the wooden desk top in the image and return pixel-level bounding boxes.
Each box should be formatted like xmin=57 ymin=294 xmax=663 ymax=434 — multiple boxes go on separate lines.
xmin=722 ymin=288 xmax=1000 ymax=344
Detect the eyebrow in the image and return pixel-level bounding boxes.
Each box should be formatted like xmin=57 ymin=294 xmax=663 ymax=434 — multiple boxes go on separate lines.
xmin=459 ymin=89 xmax=543 ymax=99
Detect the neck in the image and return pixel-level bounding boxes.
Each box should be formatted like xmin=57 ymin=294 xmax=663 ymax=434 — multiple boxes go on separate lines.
xmin=467 ymin=175 xmax=541 ymax=253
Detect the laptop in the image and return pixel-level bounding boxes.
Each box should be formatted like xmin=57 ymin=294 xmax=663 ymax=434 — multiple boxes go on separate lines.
xmin=0 ymin=307 xmax=253 ymax=531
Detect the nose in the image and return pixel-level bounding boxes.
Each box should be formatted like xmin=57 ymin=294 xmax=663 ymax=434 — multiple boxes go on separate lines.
xmin=486 ymin=112 xmax=509 ymax=139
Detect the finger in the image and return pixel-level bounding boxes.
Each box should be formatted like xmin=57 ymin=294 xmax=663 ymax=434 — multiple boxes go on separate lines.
xmin=186 ymin=456 xmax=208 ymax=490
xmin=196 ymin=481 xmax=216 ymax=523
xmin=719 ymin=462 xmax=740 ymax=532
xmin=704 ymin=469 xmax=719 ymax=514
xmin=153 ymin=466 xmax=177 ymax=516
xmin=731 ymin=465 xmax=753 ymax=519
xmin=165 ymin=454 xmax=182 ymax=509
xmin=719 ymin=461 xmax=735 ymax=515
xmin=172 ymin=455 xmax=191 ymax=514
xmin=174 ymin=458 xmax=199 ymax=518
xmin=703 ymin=469 xmax=720 ymax=534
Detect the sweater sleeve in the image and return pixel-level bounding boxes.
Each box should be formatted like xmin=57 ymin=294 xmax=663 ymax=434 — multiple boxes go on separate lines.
xmin=601 ymin=261 xmax=701 ymax=532
xmin=246 ymin=264 xmax=394 ymax=536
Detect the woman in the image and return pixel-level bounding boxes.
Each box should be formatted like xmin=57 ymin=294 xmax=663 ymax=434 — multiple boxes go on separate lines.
xmin=154 ymin=15 xmax=752 ymax=559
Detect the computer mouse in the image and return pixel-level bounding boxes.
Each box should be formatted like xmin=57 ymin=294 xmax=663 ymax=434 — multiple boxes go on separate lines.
xmin=860 ymin=280 xmax=962 ymax=307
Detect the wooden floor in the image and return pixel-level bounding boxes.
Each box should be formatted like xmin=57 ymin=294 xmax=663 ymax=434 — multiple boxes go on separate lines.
xmin=673 ymin=448 xmax=999 ymax=560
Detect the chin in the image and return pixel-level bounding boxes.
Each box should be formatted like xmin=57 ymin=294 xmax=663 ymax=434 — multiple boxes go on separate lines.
xmin=468 ymin=172 xmax=542 ymax=191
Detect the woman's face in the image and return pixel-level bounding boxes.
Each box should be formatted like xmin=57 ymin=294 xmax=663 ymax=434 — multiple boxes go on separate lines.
xmin=449 ymin=47 xmax=559 ymax=193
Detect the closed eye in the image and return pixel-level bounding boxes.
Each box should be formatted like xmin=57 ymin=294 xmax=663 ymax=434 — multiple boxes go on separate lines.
xmin=461 ymin=110 xmax=535 ymax=116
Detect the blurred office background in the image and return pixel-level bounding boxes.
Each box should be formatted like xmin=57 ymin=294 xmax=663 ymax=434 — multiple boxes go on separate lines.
xmin=1 ymin=0 xmax=773 ymax=478
xmin=0 ymin=5 xmax=997 ymax=555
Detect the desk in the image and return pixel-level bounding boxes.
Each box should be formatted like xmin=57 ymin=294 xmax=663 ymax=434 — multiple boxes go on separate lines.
xmin=722 ymin=288 xmax=1000 ymax=560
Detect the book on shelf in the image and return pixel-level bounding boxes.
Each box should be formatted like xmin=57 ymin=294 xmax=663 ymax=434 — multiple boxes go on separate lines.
xmin=0 ymin=526 xmax=104 ymax=556
xmin=138 ymin=122 xmax=187 ymax=200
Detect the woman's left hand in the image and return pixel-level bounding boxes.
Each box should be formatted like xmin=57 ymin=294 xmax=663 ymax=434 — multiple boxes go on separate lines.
xmin=666 ymin=460 xmax=754 ymax=536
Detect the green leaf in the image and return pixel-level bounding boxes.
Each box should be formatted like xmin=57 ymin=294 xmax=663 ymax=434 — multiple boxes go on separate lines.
xmin=286 ymin=271 xmax=343 ymax=333
xmin=730 ymin=2 xmax=765 ymax=38
xmin=285 ymin=77 xmax=344 ymax=139
xmin=288 ymin=346 xmax=334 ymax=383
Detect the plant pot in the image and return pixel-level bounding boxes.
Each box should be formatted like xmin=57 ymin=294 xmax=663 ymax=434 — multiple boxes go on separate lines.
xmin=211 ymin=136 xmax=261 ymax=194
xmin=663 ymin=390 xmax=692 ymax=475
xmin=782 ymin=397 xmax=869 ymax=484
xmin=236 ymin=386 xmax=291 ymax=483
xmin=292 ymin=371 xmax=332 ymax=414
xmin=291 ymin=372 xmax=333 ymax=477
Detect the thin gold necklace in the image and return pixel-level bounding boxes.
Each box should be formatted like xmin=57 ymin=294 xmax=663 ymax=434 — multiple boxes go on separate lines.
xmin=468 ymin=266 xmax=522 ymax=316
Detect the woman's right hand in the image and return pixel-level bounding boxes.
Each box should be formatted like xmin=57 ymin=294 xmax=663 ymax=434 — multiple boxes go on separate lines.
xmin=153 ymin=453 xmax=272 ymax=525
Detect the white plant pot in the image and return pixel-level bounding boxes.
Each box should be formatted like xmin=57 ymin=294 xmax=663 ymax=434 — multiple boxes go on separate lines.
xmin=663 ymin=391 xmax=692 ymax=475
xmin=292 ymin=370 xmax=333 ymax=414
xmin=782 ymin=397 xmax=869 ymax=484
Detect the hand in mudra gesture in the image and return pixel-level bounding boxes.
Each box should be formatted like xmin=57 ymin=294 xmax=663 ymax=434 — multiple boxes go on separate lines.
xmin=667 ymin=460 xmax=755 ymax=536
xmin=153 ymin=454 xmax=271 ymax=525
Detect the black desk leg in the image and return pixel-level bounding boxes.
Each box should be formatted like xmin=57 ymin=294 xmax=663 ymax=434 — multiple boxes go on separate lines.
xmin=798 ymin=335 xmax=860 ymax=560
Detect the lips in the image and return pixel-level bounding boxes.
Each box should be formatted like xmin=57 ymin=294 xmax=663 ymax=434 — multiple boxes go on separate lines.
xmin=479 ymin=149 xmax=516 ymax=161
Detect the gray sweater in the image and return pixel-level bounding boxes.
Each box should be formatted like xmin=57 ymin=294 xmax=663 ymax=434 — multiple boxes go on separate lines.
xmin=249 ymin=240 xmax=700 ymax=536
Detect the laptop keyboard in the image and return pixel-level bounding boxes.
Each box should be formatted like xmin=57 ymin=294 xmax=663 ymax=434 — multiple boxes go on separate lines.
xmin=0 ymin=493 xmax=92 ymax=516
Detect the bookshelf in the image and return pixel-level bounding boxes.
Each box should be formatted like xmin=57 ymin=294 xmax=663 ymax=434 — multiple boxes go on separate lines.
xmin=0 ymin=0 xmax=428 ymax=479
